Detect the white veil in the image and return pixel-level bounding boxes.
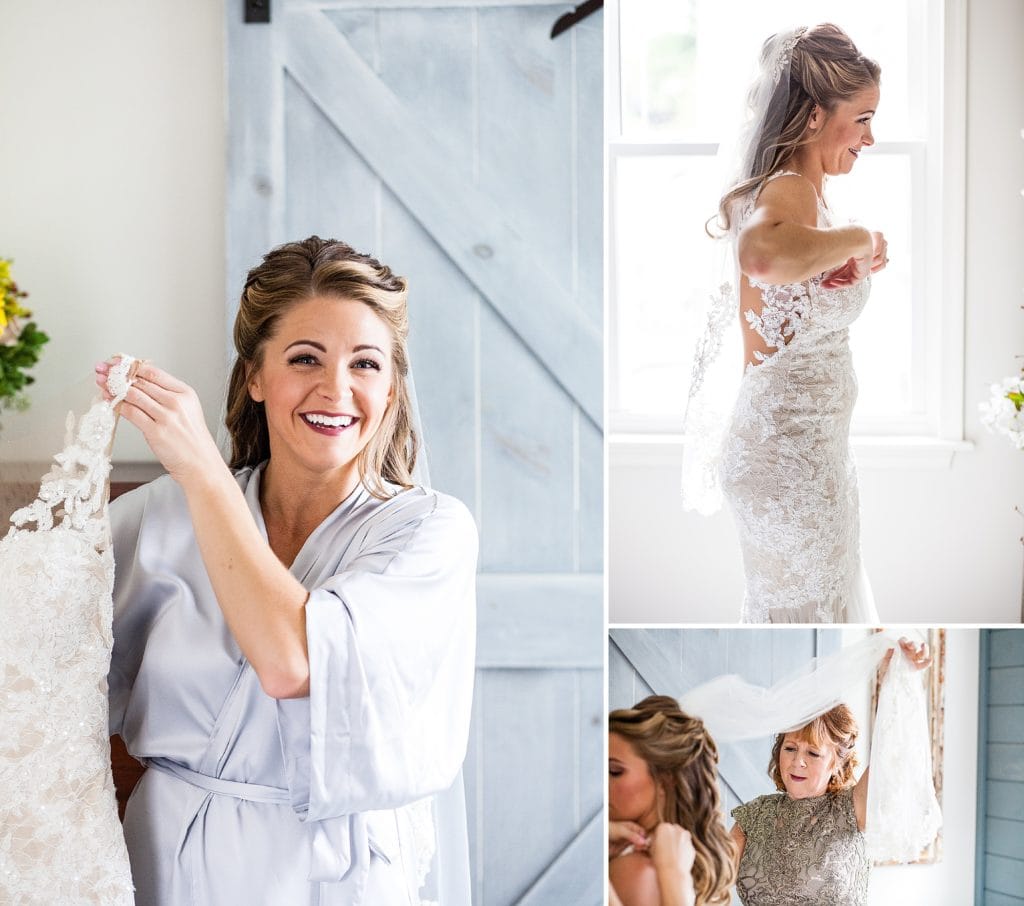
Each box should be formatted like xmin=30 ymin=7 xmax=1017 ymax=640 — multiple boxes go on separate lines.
xmin=679 ymin=631 xmax=942 ymax=862
xmin=402 ymin=363 xmax=473 ymax=906
xmin=680 ymin=27 xmax=804 ymax=515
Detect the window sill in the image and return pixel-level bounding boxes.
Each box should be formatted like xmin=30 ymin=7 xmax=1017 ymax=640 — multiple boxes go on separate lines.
xmin=609 ymin=434 xmax=975 ymax=470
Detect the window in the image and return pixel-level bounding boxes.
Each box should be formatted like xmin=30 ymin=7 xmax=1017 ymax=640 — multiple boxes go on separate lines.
xmin=607 ymin=0 xmax=968 ymax=459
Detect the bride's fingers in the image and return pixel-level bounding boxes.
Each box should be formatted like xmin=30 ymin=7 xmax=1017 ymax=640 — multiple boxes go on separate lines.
xmin=132 ymin=374 xmax=182 ymax=409
xmin=135 ymin=362 xmax=190 ymax=394
xmin=116 ymin=397 xmax=157 ymax=429
xmin=121 ymin=385 xmax=163 ymax=422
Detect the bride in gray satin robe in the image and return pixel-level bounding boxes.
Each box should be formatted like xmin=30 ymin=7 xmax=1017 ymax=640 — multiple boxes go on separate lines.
xmin=101 ymin=237 xmax=477 ymax=905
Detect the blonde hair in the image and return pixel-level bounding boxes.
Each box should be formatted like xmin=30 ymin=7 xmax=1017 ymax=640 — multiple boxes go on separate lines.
xmin=225 ymin=236 xmax=417 ymax=499
xmin=768 ymin=703 xmax=860 ymax=794
xmin=609 ymin=695 xmax=737 ymax=906
xmin=715 ymin=23 xmax=881 ymax=232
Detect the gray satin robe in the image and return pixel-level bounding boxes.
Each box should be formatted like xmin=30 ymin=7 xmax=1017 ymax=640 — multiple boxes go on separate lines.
xmin=108 ymin=464 xmax=477 ymax=905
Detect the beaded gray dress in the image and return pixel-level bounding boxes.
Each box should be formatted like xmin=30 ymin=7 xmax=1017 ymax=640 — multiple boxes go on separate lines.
xmin=732 ymin=788 xmax=869 ymax=906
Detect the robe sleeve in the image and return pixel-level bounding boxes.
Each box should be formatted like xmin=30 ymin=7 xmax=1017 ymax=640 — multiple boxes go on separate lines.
xmin=107 ymin=481 xmax=154 ymax=739
xmin=275 ymin=490 xmax=478 ymax=824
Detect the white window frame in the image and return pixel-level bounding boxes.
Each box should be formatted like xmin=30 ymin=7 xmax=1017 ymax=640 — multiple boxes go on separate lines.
xmin=605 ymin=0 xmax=971 ymax=469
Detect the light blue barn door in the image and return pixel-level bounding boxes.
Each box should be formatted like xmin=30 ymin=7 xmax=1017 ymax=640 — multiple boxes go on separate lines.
xmin=227 ymin=4 xmax=603 ymax=903
xmin=609 ymin=629 xmax=842 ymax=905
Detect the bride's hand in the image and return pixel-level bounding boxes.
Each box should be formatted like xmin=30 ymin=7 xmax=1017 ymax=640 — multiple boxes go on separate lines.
xmin=95 ymin=358 xmax=223 ymax=485
xmin=820 ymin=252 xmax=871 ymax=289
xmin=869 ymin=231 xmax=889 ymax=274
xmin=609 ymin=820 xmax=648 ymax=859
xmin=649 ymin=823 xmax=696 ymax=875
xmin=649 ymin=824 xmax=697 ymax=906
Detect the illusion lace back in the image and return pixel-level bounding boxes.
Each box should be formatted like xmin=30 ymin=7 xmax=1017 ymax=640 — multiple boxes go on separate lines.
xmin=721 ymin=172 xmax=877 ymax=623
xmin=0 ymin=358 xmax=136 ymax=904
xmin=732 ymin=788 xmax=869 ymax=906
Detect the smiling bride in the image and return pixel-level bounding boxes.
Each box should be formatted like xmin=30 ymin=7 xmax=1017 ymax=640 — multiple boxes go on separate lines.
xmin=99 ymin=236 xmax=477 ymax=905
xmin=682 ymin=24 xmax=888 ymax=623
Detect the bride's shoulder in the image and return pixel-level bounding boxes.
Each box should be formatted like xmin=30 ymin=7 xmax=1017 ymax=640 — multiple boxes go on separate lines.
xmin=748 ymin=172 xmax=819 ymax=229
xmin=609 ymin=851 xmax=659 ymax=906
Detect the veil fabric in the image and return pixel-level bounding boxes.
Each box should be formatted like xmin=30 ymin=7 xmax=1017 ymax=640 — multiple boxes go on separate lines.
xmin=679 ymin=631 xmax=942 ymax=862
xmin=680 ymin=27 xmax=804 ymax=515
xmin=403 ymin=354 xmax=472 ymax=906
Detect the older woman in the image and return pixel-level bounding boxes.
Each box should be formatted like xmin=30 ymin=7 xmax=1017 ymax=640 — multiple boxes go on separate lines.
xmin=683 ymin=24 xmax=887 ymax=622
xmin=608 ymin=696 xmax=736 ymax=906
xmin=97 ymin=237 xmax=477 ymax=905
xmin=729 ymin=639 xmax=931 ymax=906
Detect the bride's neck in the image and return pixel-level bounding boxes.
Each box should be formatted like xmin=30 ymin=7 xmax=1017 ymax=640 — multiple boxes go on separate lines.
xmin=785 ymin=151 xmax=825 ymax=198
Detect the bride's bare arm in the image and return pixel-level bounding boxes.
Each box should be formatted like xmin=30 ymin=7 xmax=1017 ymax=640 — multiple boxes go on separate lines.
xmin=737 ymin=175 xmax=873 ymax=285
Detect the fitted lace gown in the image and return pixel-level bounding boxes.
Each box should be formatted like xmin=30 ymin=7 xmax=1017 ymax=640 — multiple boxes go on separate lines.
xmin=0 ymin=358 xmax=136 ymax=904
xmin=720 ymin=172 xmax=878 ymax=623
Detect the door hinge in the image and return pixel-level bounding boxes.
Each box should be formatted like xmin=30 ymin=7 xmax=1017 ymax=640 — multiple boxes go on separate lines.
xmin=244 ymin=0 xmax=270 ymax=24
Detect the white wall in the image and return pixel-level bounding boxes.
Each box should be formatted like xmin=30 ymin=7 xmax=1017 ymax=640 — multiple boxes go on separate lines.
xmin=609 ymin=0 xmax=1024 ymax=623
xmin=0 ymin=0 xmax=226 ymax=473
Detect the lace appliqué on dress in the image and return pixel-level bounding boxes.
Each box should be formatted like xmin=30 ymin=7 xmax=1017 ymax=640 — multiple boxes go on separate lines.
xmin=0 ymin=356 xmax=137 ymax=905
xmin=400 ymin=797 xmax=439 ymax=906
xmin=744 ymin=279 xmax=811 ymax=362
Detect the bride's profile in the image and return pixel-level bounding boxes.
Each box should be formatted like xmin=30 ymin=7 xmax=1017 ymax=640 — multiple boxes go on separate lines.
xmin=682 ymin=24 xmax=887 ymax=624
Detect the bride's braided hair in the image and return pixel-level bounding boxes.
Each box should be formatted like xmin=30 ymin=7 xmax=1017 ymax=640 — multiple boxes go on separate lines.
xmin=609 ymin=695 xmax=736 ymax=906
xmin=225 ymin=236 xmax=417 ymax=498
xmin=715 ymin=23 xmax=881 ymax=232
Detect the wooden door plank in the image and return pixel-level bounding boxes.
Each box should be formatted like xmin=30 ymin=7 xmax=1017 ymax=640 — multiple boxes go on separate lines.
xmin=226 ymin=14 xmax=285 ymax=336
xmin=477 ymin=670 xmax=582 ymax=904
xmin=281 ymin=8 xmax=602 ymax=424
xmin=991 ymin=629 xmax=1024 ymax=668
xmin=476 ymin=574 xmax=601 ymax=668
xmin=989 ymin=742 xmax=1024 ymax=783
xmin=517 ymin=809 xmax=603 ymax=906
xmin=989 ymin=705 xmax=1024 ymax=744
xmin=991 ymin=667 xmax=1024 ymax=705
xmin=478 ymin=302 xmax=576 ymax=572
xmin=381 ymin=192 xmax=481 ymax=510
xmin=282 ymin=71 xmax=381 ymax=252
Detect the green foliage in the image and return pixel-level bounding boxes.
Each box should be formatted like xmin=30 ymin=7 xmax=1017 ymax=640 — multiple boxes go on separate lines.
xmin=0 ymin=258 xmax=49 ymax=417
xmin=0 ymin=321 xmax=49 ymax=401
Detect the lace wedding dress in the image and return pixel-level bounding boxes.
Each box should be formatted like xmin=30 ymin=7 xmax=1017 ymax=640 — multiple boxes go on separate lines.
xmin=0 ymin=357 xmax=136 ymax=904
xmin=720 ymin=172 xmax=878 ymax=623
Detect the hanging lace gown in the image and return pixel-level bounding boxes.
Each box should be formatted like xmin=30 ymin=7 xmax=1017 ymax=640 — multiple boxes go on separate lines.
xmin=720 ymin=171 xmax=878 ymax=624
xmin=0 ymin=357 xmax=137 ymax=904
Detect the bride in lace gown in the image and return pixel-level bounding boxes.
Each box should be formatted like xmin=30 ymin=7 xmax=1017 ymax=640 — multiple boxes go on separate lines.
xmin=683 ymin=25 xmax=887 ymax=623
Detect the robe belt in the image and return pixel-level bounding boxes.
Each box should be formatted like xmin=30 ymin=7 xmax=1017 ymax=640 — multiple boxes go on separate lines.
xmin=145 ymin=757 xmax=376 ymax=890
xmin=146 ymin=757 xmax=292 ymax=804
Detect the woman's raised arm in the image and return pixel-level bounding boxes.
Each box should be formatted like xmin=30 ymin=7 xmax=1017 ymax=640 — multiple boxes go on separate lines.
xmin=98 ymin=359 xmax=312 ymax=699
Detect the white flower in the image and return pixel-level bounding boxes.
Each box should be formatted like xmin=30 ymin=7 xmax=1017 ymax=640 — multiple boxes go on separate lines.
xmin=979 ymin=374 xmax=1024 ymax=449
